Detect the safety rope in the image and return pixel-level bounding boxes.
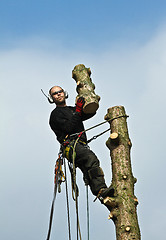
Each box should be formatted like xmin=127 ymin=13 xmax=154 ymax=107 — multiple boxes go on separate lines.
xmin=86 ymin=185 xmax=90 ymax=240
xmin=64 ymin=158 xmax=72 ymax=240
xmin=69 ymin=114 xmax=129 ymax=139
xmin=87 ymin=127 xmax=110 ymax=143
xmin=46 ymin=185 xmax=57 ymax=240
xmin=72 ymin=134 xmax=82 ymax=240
xmin=67 ymin=162 xmax=79 ymax=201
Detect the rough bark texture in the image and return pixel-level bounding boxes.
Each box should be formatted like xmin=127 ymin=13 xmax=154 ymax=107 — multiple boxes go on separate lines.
xmin=104 ymin=106 xmax=141 ymax=240
xmin=72 ymin=64 xmax=100 ymax=114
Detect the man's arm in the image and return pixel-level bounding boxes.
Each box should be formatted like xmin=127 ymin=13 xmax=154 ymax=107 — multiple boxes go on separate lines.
xmin=81 ymin=111 xmax=96 ymax=121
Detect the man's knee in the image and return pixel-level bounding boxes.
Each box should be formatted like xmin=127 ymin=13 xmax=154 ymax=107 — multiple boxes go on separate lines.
xmin=88 ymin=167 xmax=104 ymax=180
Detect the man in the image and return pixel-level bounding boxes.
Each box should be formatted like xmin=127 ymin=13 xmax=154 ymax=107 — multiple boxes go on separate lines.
xmin=49 ymin=85 xmax=114 ymax=202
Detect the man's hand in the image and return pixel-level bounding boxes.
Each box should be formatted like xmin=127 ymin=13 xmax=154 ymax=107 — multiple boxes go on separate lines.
xmin=76 ymin=97 xmax=85 ymax=115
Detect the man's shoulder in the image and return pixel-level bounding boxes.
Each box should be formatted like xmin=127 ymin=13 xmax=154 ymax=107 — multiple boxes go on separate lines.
xmin=50 ymin=106 xmax=75 ymax=117
xmin=50 ymin=107 xmax=58 ymax=117
xmin=68 ymin=106 xmax=76 ymax=111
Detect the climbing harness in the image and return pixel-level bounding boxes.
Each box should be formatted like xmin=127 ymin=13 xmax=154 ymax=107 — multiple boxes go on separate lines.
xmin=46 ymin=114 xmax=129 ymax=239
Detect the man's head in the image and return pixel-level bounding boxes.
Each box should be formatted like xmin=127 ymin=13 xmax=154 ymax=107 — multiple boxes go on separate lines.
xmin=49 ymin=86 xmax=67 ymax=107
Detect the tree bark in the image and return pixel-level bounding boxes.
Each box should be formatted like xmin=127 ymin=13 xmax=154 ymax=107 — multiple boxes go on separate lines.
xmin=72 ymin=64 xmax=100 ymax=114
xmin=104 ymin=106 xmax=141 ymax=240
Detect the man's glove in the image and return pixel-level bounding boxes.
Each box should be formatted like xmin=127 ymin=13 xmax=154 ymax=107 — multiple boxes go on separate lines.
xmin=76 ymin=97 xmax=85 ymax=115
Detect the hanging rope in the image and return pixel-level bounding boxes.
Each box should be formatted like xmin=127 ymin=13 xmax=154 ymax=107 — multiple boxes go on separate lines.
xmin=72 ymin=135 xmax=82 ymax=240
xmin=86 ymin=185 xmax=90 ymax=240
xmin=46 ymin=154 xmax=65 ymax=240
xmin=46 ymin=184 xmax=57 ymax=240
xmin=64 ymin=158 xmax=72 ymax=240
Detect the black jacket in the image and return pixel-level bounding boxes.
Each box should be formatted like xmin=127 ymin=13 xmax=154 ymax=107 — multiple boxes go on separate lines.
xmin=49 ymin=106 xmax=95 ymax=144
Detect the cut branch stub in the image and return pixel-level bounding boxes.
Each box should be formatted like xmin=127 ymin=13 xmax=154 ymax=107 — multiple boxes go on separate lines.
xmin=106 ymin=132 xmax=120 ymax=151
xmin=72 ymin=64 xmax=100 ymax=114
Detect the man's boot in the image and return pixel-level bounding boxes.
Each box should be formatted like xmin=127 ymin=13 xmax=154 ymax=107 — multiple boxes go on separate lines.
xmin=88 ymin=167 xmax=115 ymax=211
xmin=97 ymin=185 xmax=114 ymax=203
xmin=95 ymin=185 xmax=115 ymax=212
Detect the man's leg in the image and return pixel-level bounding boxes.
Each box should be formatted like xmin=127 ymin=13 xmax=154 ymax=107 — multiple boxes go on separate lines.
xmin=75 ymin=143 xmax=111 ymax=196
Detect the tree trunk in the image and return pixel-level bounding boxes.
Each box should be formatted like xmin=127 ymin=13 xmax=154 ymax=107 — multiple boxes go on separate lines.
xmin=104 ymin=106 xmax=141 ymax=240
xmin=72 ymin=64 xmax=100 ymax=114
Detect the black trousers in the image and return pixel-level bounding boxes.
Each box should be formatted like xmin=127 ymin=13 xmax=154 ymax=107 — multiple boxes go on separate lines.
xmin=66 ymin=142 xmax=107 ymax=196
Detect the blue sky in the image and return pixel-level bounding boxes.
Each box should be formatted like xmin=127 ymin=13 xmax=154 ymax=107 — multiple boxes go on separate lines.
xmin=1 ymin=1 xmax=166 ymax=240
xmin=1 ymin=0 xmax=166 ymax=49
